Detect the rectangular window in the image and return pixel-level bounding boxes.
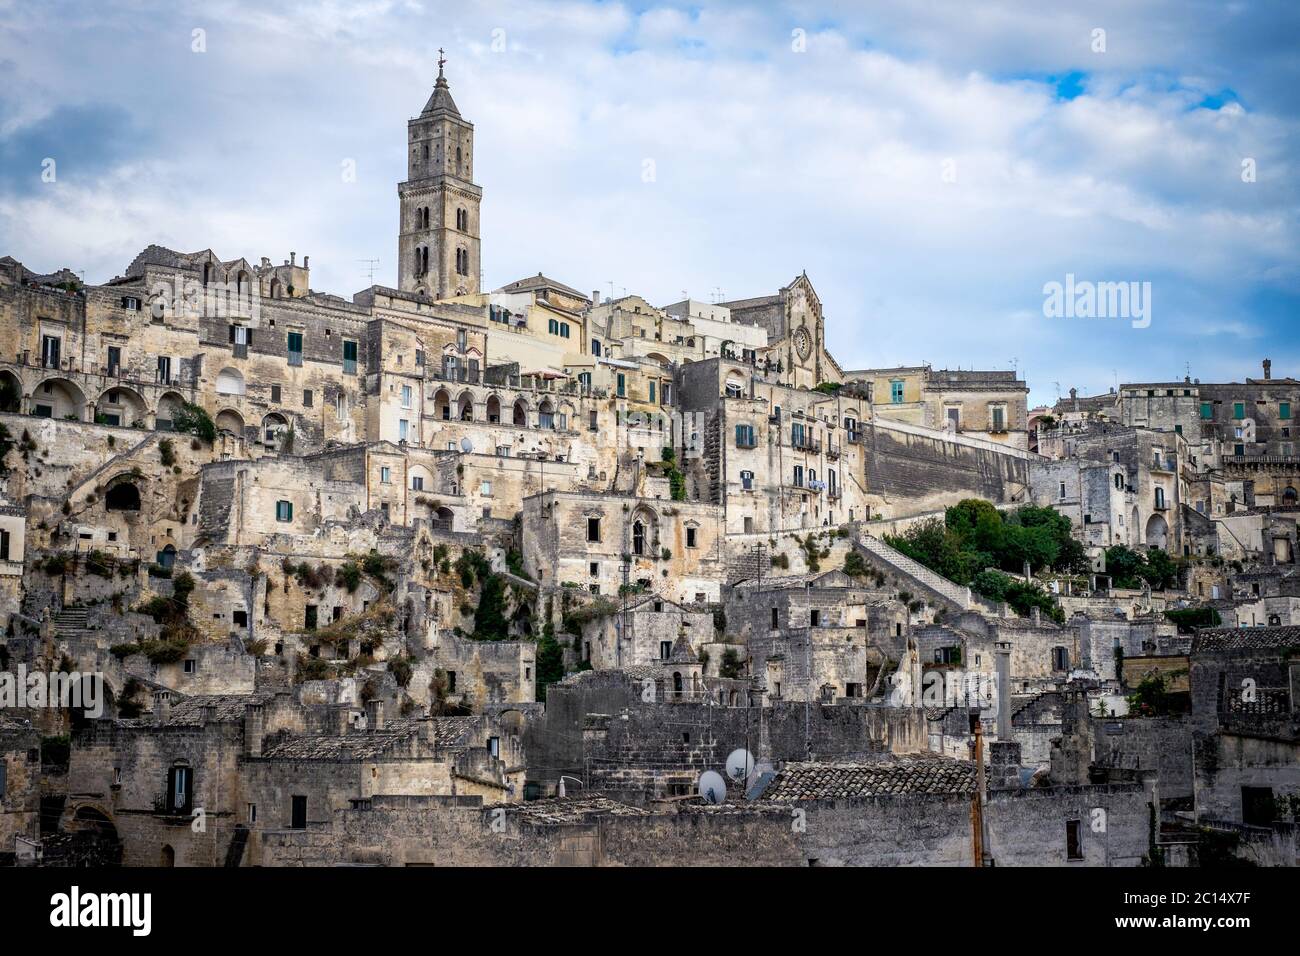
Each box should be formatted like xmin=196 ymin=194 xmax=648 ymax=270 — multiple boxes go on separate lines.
xmin=271 ymin=384 xmax=281 ymax=403
xmin=287 ymin=331 xmax=303 ymax=366
xmin=381 ymin=467 xmax=391 ymax=484
xmin=398 ymin=419 xmax=409 ymax=441
xmin=275 ymin=500 xmax=293 ymax=522
xmin=686 ymin=526 xmax=697 ymax=548
xmin=1066 ymin=820 xmax=1083 ymax=860
xmin=1281 ymin=402 xmax=1292 ymax=420
xmin=156 ymin=356 xmax=171 ymax=384
xmin=1233 ymin=402 xmax=1245 ymax=419
xmin=169 ymin=767 xmax=193 ymax=814
xmin=617 ymin=374 xmax=626 ymax=397
xmin=648 ymin=381 xmax=656 ymax=403
xmin=810 ymin=609 xmax=821 ymax=627
xmin=1200 ymin=402 xmax=1213 ymax=420
xmin=342 ymin=339 xmax=358 ymax=374
xmin=247 ymin=803 xmax=257 ymax=824
xmin=990 ymin=405 xmax=1006 ymax=431
xmin=412 ymin=475 xmax=424 ymax=491
xmin=890 ymin=380 xmax=904 ymax=404
xmin=735 ymin=424 xmax=755 ymax=448
xmin=587 ymin=517 xmax=600 ymax=542
xmin=740 ymin=470 xmax=753 ymax=490
xmin=303 ymin=389 xmax=312 ymax=407
xmin=305 ymin=605 xmax=318 ymax=631
xmin=401 ymin=385 xmax=412 ymax=408
xmin=41 ymin=334 xmax=61 ymax=369
xmin=106 ymin=346 xmax=121 ymax=376
xmin=793 ymin=465 xmax=803 ymax=487
xmin=660 ymin=641 xmax=672 ymax=661
xmin=0 ymin=529 xmax=10 ymax=561
xmin=771 ymin=607 xmax=778 ymax=628
xmin=290 ymin=795 xmax=307 ymax=830
xmin=480 ymin=480 xmax=492 ymax=496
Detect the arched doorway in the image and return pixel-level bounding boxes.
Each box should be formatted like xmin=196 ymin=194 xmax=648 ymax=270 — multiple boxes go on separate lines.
xmin=261 ymin=412 xmax=289 ymax=450
xmin=95 ymin=386 xmax=148 ymax=428
xmin=32 ymin=377 xmax=86 ymax=421
xmin=161 ymin=844 xmax=175 ymax=867
xmin=215 ymin=409 xmax=245 ymax=438
xmin=0 ymin=369 xmax=21 ymax=412
xmin=156 ymin=391 xmax=186 ymax=431
xmin=486 ymin=395 xmax=502 ymax=423
xmin=1145 ymin=513 xmax=1169 ymax=551
xmin=156 ymin=544 xmax=177 ymax=570
xmin=456 ymin=391 xmax=474 ymax=421
xmin=433 ymin=388 xmax=451 ymax=421
xmin=513 ymin=400 xmax=528 ymax=427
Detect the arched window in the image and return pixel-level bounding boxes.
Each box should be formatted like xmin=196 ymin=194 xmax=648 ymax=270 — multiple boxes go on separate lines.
xmin=1115 ymin=473 xmax=1123 ymax=490
xmin=269 ymin=278 xmax=282 ymax=299
xmin=632 ymin=520 xmax=645 ymax=556
xmin=455 ymin=145 xmax=462 ymax=171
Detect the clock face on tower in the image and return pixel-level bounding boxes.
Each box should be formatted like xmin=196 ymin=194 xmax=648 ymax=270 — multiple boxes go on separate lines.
xmin=794 ymin=326 xmax=812 ymax=361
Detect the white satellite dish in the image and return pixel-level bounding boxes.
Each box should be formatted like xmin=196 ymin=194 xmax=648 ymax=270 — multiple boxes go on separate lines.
xmin=460 ymin=437 xmax=473 ymax=453
xmin=697 ymin=770 xmax=727 ymax=805
xmin=725 ymin=748 xmax=755 ymax=782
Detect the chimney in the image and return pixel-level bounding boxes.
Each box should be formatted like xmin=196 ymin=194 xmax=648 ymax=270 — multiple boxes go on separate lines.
xmin=592 ymin=290 xmax=601 ymax=305
xmin=1263 ymin=358 xmax=1272 ymax=380
xmin=994 ymin=642 xmax=1012 ymax=741
xmin=303 ymin=255 xmax=309 ymax=269
xmin=153 ymin=690 xmax=171 ymax=725
xmin=244 ymin=703 xmax=265 ymax=757
xmin=290 ymin=251 xmax=296 ymax=266
xmin=365 ymin=698 xmax=384 ymax=731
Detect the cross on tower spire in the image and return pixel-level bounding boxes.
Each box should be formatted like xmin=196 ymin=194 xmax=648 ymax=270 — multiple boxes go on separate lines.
xmin=437 ymin=47 xmax=446 ymax=79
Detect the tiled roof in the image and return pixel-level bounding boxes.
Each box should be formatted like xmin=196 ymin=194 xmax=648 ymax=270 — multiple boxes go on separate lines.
xmin=760 ymin=756 xmax=977 ymax=801
xmin=146 ymin=693 xmax=275 ymax=726
xmin=1193 ymin=626 xmax=1300 ymax=654
xmin=509 ymin=796 xmax=651 ymax=824
xmin=496 ymin=272 xmax=589 ymax=301
xmin=260 ymin=730 xmax=417 ymax=761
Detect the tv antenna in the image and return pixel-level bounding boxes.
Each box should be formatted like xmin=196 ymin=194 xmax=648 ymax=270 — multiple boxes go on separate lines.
xmin=358 ymin=258 xmax=379 ymax=285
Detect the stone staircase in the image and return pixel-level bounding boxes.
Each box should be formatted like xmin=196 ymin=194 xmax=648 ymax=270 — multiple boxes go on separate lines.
xmin=52 ymin=606 xmax=96 ymax=641
xmin=855 ymin=534 xmax=975 ymax=610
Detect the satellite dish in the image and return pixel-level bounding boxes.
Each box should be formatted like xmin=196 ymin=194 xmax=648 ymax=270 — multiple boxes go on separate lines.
xmin=725 ymin=748 xmax=755 ymax=782
xmin=697 ymin=770 xmax=727 ymax=805
xmin=460 ymin=437 xmax=473 ymax=453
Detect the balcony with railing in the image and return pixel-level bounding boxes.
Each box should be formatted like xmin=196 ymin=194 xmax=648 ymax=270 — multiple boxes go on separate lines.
xmin=430 ymin=366 xmax=481 ymax=385
xmin=792 ymin=435 xmax=822 ymax=454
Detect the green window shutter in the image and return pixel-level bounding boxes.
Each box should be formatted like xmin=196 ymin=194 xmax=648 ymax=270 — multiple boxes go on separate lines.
xmin=1281 ymin=402 xmax=1291 ymax=420
xmin=1200 ymin=402 xmax=1212 ymax=420
xmin=1233 ymin=402 xmax=1245 ymax=419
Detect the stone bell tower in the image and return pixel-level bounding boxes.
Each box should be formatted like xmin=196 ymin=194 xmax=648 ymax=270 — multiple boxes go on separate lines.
xmin=398 ymin=50 xmax=481 ymax=298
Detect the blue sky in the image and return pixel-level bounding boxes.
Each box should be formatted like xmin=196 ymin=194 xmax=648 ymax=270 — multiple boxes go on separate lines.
xmin=1 ymin=0 xmax=1297 ymax=405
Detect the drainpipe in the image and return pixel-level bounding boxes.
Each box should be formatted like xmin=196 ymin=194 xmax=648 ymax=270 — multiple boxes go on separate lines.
xmin=969 ymin=709 xmax=987 ymax=867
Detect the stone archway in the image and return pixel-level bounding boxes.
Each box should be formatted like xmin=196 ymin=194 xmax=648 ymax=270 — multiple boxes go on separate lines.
xmin=1145 ymin=513 xmax=1169 ymax=551
xmin=0 ymin=369 xmax=21 ymax=412
xmin=95 ymin=385 xmax=148 ymax=428
xmin=32 ymin=377 xmax=86 ymax=421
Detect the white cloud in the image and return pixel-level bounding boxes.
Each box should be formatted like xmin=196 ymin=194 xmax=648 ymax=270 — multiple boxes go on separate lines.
xmin=0 ymin=0 xmax=1296 ymax=402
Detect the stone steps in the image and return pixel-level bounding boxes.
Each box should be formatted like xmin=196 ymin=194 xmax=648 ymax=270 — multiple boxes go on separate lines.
xmin=856 ymin=535 xmax=974 ymax=610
